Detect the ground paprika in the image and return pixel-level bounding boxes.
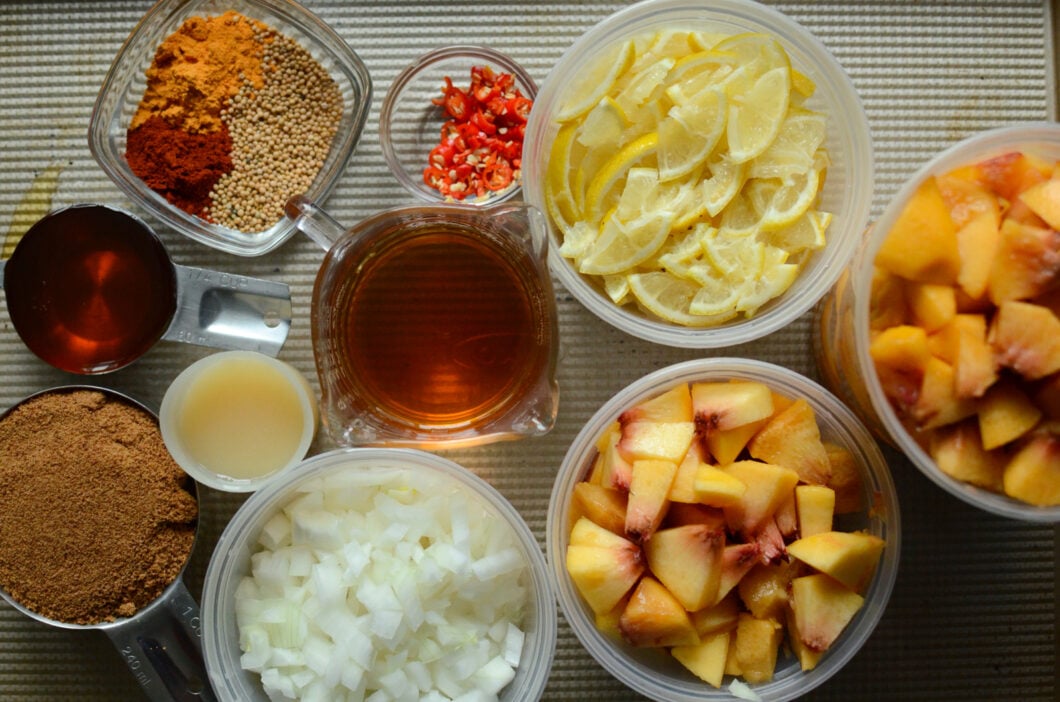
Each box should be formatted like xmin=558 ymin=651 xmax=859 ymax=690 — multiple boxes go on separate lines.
xmin=125 ymin=116 xmax=233 ymax=218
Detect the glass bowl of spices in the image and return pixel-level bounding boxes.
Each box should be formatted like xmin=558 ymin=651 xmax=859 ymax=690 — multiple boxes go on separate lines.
xmin=89 ymin=0 xmax=372 ymax=257
xmin=379 ymin=45 xmax=537 ymax=206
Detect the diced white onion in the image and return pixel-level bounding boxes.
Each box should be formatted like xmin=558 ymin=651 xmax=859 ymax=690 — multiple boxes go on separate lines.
xmin=236 ymin=467 xmax=529 ymax=701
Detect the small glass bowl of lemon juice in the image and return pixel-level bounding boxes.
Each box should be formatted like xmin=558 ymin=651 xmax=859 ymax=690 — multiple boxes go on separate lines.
xmin=522 ymin=0 xmax=873 ymax=348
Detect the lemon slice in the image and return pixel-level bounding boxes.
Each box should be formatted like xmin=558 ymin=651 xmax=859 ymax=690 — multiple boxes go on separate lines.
xmin=658 ymin=88 xmax=726 ymax=182
xmin=700 ymin=156 xmax=747 ymax=217
xmin=584 ymin=132 xmax=659 ymax=221
xmin=544 ymin=122 xmax=581 ymax=221
xmin=579 ymin=212 xmax=673 ymax=275
xmin=727 ymin=66 xmax=791 ymax=163
xmin=689 ymin=275 xmax=742 ymax=316
xmin=791 ymin=68 xmax=816 ymax=99
xmin=712 ymin=32 xmax=789 ymax=74
xmin=688 ymin=30 xmax=728 ymax=52
xmin=556 ymin=219 xmax=598 ymax=263
xmin=768 ymin=209 xmax=832 ymax=253
xmin=613 ymin=57 xmax=675 ymax=114
xmin=716 ymin=191 xmax=762 ymax=238
xmin=602 ymin=274 xmax=631 ymax=304
xmin=557 ymin=39 xmax=635 ymax=122
xmin=737 ymin=247 xmax=798 ymax=315
xmin=746 ymin=168 xmax=822 ymax=230
xmin=703 ymin=226 xmax=766 ymax=278
xmin=577 ymin=96 xmax=630 ymax=150
xmin=748 ymin=110 xmax=827 ymax=180
xmin=614 ymin=167 xmax=660 ymax=221
xmin=628 ymin=272 xmax=736 ymax=327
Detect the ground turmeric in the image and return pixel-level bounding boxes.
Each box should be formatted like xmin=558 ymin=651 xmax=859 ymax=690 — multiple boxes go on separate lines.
xmin=131 ymin=10 xmax=270 ymax=134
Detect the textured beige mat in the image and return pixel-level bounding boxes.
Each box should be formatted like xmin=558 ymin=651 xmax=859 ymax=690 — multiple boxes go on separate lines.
xmin=0 ymin=0 xmax=1056 ymax=700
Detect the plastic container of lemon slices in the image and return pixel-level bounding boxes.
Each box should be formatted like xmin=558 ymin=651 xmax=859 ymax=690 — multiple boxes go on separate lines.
xmin=522 ymin=0 xmax=873 ymax=348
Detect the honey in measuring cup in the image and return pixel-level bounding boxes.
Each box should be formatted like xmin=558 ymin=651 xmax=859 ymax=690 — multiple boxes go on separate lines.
xmin=289 ymin=197 xmax=559 ymax=447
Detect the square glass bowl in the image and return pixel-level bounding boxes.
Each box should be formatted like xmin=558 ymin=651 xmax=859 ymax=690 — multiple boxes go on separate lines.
xmin=89 ymin=0 xmax=372 ymax=256
xmin=522 ymin=0 xmax=874 ymax=348
xmin=379 ymin=45 xmax=537 ymax=206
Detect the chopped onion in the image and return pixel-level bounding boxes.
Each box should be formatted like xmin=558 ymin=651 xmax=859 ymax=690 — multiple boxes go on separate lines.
xmin=236 ymin=468 xmax=529 ymax=701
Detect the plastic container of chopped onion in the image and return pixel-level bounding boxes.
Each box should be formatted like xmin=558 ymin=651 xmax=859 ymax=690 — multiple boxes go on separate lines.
xmin=201 ymin=448 xmax=556 ymax=702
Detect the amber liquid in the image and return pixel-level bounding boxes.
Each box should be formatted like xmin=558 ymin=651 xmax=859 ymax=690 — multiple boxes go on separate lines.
xmin=5 ymin=206 xmax=177 ymax=374
xmin=327 ymin=225 xmax=550 ymax=429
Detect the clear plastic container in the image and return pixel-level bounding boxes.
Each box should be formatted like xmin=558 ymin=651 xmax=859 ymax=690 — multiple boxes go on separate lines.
xmin=379 ymin=45 xmax=537 ymax=206
xmin=815 ymin=122 xmax=1060 ymax=523
xmin=547 ymin=358 xmax=900 ymax=702
xmin=88 ymin=0 xmax=372 ymax=256
xmin=201 ymin=447 xmax=557 ymax=701
xmin=522 ymin=0 xmax=874 ymax=348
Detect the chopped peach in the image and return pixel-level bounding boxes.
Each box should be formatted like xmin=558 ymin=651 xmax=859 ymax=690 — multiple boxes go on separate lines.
xmin=936 ymin=167 xmax=1001 ymax=229
xmin=987 ymin=219 xmax=1060 ymax=305
xmin=875 ymin=176 xmax=961 ymax=284
xmin=929 ymin=420 xmax=1005 ymax=491
xmin=906 ymin=282 xmax=957 ymax=332
xmin=955 ymin=210 xmax=1002 ymax=300
xmin=1002 ymin=433 xmax=1060 ymax=506
xmin=619 ymin=576 xmax=700 ymax=648
xmin=746 ymin=399 xmax=832 ymax=485
xmin=975 ymin=151 xmax=1051 ymax=202
xmin=869 ymin=267 xmax=909 ymax=330
xmin=989 ymin=300 xmax=1060 ymax=380
xmin=1017 ymin=177 xmax=1060 ymax=230
xmin=912 ymin=356 xmax=977 ymax=430
xmin=977 ymin=380 xmax=1042 ymax=451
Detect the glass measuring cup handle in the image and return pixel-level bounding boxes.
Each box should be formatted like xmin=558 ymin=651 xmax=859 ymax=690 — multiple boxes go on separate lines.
xmin=163 ymin=266 xmax=293 ymax=357
xmin=102 ymin=577 xmax=217 ymax=702
xmin=285 ymin=193 xmax=346 ymax=250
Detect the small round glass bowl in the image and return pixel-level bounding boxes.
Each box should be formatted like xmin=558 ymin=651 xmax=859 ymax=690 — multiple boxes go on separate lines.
xmin=816 ymin=122 xmax=1060 ymax=522
xmin=522 ymin=0 xmax=874 ymax=348
xmin=379 ymin=45 xmax=537 ymax=206
xmin=159 ymin=351 xmax=318 ymax=493
xmin=547 ymin=358 xmax=900 ymax=702
xmin=202 ymin=447 xmax=557 ymax=701
xmin=88 ymin=0 xmax=372 ymax=257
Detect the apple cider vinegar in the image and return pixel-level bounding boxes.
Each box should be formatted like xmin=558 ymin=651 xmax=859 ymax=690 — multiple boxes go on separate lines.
xmin=324 ymin=222 xmax=553 ymax=429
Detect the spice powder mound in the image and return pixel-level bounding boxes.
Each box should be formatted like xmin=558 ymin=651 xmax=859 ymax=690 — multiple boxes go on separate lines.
xmin=0 ymin=389 xmax=198 ymax=625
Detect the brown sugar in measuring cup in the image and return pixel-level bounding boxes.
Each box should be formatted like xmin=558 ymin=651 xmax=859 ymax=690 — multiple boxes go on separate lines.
xmin=0 ymin=386 xmax=216 ymax=701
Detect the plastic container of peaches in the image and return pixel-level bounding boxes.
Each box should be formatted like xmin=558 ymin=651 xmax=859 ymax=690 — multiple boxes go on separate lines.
xmin=546 ymin=358 xmax=900 ymax=702
xmin=815 ymin=122 xmax=1060 ymax=523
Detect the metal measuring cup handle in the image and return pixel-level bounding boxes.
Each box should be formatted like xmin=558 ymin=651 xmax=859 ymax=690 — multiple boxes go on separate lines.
xmin=102 ymin=576 xmax=217 ymax=702
xmin=163 ymin=265 xmax=292 ymax=357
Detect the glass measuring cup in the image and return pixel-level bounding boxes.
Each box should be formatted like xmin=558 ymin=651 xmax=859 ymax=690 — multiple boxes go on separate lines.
xmin=286 ymin=195 xmax=559 ymax=448
xmin=0 ymin=204 xmax=292 ymax=374
xmin=0 ymin=385 xmax=215 ymax=701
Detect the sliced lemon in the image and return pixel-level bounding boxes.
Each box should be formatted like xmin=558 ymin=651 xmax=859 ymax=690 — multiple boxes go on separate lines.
xmin=655 ymin=223 xmax=711 ymax=271
xmin=556 ymin=219 xmax=599 ymax=263
xmin=791 ymin=68 xmax=816 ymax=99
xmin=544 ymin=122 xmax=581 ymax=218
xmin=703 ymin=226 xmax=766 ymax=278
xmin=628 ymin=271 xmax=737 ymax=327
xmin=712 ymin=32 xmax=789 ymax=74
xmin=768 ymin=209 xmax=832 ymax=253
xmin=577 ymin=96 xmax=629 ymax=150
xmin=748 ymin=110 xmax=827 ymax=180
xmin=727 ymin=65 xmax=791 ymax=163
xmin=689 ymin=275 xmax=742 ymax=316
xmin=658 ymin=88 xmax=726 ymax=182
xmin=737 ymin=247 xmax=798 ymax=315
xmin=602 ymin=274 xmax=631 ymax=304
xmin=613 ymin=57 xmax=676 ymax=114
xmin=639 ymin=29 xmax=695 ymax=64
xmin=716 ymin=191 xmax=763 ymax=238
xmin=557 ymin=39 xmax=636 ymax=122
xmin=688 ymin=30 xmax=728 ymax=52
xmin=579 ymin=212 xmax=673 ymax=275
xmin=700 ymin=156 xmax=747 ymax=217
xmin=614 ymin=167 xmax=660 ymax=221
xmin=745 ymin=168 xmax=821 ymax=231
xmin=584 ymin=132 xmax=659 ymax=221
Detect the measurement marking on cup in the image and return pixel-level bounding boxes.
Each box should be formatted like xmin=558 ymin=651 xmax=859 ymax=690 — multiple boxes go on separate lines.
xmin=121 ymin=646 xmax=152 ymax=688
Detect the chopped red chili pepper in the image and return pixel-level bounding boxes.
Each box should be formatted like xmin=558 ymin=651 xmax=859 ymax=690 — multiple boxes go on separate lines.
xmin=423 ymin=64 xmax=532 ymax=201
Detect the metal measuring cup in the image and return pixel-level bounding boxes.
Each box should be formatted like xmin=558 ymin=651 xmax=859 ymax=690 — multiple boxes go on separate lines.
xmin=0 ymin=203 xmax=292 ymax=374
xmin=0 ymin=386 xmax=216 ymax=701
